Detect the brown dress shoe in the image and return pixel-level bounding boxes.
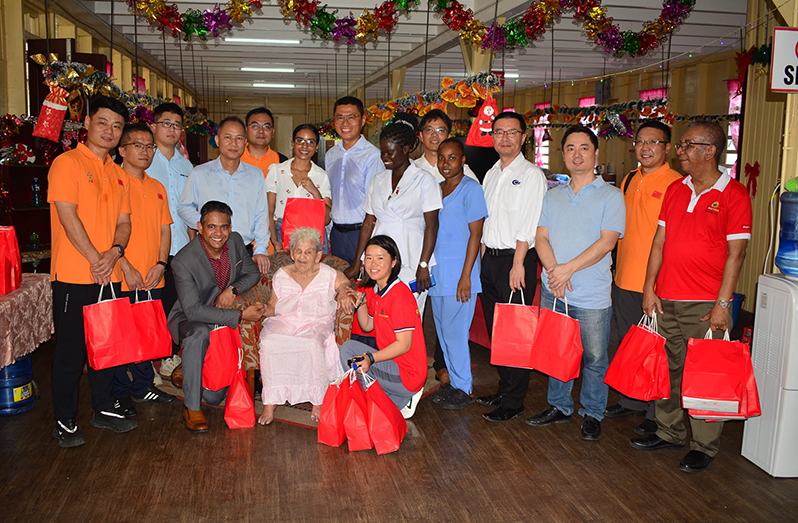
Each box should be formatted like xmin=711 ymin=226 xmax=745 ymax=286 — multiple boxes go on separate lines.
xmin=171 ymin=364 xmax=183 ymax=389
xmin=183 ymin=406 xmax=209 ymax=433
xmin=436 ymin=368 xmax=451 ymax=387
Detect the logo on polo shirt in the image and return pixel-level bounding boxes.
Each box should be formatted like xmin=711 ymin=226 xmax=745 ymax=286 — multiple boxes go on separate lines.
xmin=705 ymin=201 xmax=721 ymax=215
xmin=378 ymin=308 xmax=389 ymax=318
xmin=652 ymin=190 xmax=663 ymax=199
xmin=87 ymin=172 xmax=93 ymax=183
xmin=158 ymin=193 xmax=164 ymax=200
xmin=118 ymin=179 xmax=124 ymax=186
xmin=512 ymin=179 xmax=521 ymax=185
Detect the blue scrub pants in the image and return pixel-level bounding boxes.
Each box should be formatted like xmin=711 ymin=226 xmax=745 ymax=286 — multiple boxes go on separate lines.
xmin=430 ymin=294 xmax=477 ymax=394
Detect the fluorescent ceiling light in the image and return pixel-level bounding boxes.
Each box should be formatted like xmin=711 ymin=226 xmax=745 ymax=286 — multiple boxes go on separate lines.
xmin=505 ymin=73 xmax=520 ymax=78
xmin=253 ymin=83 xmax=295 ymax=88
xmin=225 ymin=37 xmax=301 ymax=45
xmin=241 ymin=67 xmax=295 ymax=73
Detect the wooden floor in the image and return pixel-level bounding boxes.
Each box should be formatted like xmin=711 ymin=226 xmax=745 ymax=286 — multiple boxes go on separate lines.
xmin=3 ymin=312 xmax=798 ymax=522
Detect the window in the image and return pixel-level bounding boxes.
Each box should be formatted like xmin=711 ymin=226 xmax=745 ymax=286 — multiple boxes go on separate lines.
xmin=534 ymin=102 xmax=551 ymax=169
xmin=578 ymin=97 xmax=595 ymax=127
xmin=639 ymin=88 xmax=668 ymax=100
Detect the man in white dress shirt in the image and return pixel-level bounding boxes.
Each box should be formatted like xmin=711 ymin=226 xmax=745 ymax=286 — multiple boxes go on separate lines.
xmin=476 ymin=111 xmax=547 ymax=423
xmin=178 ymin=116 xmax=270 ymax=275
xmin=416 ymin=109 xmax=479 ymax=184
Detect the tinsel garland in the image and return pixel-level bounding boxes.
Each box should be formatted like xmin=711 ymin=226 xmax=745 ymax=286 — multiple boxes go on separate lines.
xmin=126 ymin=0 xmax=264 ymax=42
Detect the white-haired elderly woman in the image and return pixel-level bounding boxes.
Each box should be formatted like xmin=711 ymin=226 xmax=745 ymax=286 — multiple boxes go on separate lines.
xmin=258 ymin=227 xmax=355 ymax=425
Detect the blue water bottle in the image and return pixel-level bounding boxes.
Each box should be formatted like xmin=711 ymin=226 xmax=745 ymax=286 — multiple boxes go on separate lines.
xmin=775 ymin=191 xmax=798 ymax=277
xmin=31 ymin=177 xmax=42 ymax=207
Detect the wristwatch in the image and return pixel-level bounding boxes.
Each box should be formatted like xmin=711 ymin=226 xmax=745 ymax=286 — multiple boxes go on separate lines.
xmin=716 ymin=298 xmax=731 ymax=309
xmin=418 ymin=261 xmax=429 ymax=269
xmin=229 ymin=286 xmax=240 ymax=296
xmin=113 ymin=244 xmax=125 ymax=257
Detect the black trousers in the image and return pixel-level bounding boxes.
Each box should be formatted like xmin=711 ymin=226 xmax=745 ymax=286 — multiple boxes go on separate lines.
xmin=51 ymin=281 xmax=120 ymax=420
xmin=162 ymin=255 xmax=180 ymax=355
xmin=480 ymin=248 xmax=538 ymax=410
xmin=610 ymin=284 xmax=654 ymax=418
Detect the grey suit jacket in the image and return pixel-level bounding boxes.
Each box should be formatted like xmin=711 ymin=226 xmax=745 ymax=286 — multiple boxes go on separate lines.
xmin=167 ymin=232 xmax=260 ymax=342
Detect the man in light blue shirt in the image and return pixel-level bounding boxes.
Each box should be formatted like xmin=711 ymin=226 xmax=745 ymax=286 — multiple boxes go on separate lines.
xmin=325 ymin=96 xmax=384 ymax=269
xmin=178 ymin=116 xmax=270 ymax=275
xmin=527 ymin=125 xmax=625 ymax=442
xmin=147 ymin=102 xmax=194 ymax=373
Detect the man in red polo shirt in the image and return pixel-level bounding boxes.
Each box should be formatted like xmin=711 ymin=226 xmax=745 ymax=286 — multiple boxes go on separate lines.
xmin=631 ymin=121 xmax=751 ymax=473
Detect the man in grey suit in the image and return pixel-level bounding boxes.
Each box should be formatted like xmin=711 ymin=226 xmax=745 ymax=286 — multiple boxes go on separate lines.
xmin=168 ymin=201 xmax=265 ymax=432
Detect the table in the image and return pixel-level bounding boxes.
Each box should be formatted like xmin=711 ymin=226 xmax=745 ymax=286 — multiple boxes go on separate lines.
xmin=0 ymin=273 xmax=53 ymax=370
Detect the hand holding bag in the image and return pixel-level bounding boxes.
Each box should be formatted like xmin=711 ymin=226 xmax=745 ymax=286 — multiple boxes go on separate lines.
xmin=604 ymin=313 xmax=670 ymax=401
xmin=490 ymin=291 xmax=539 ymax=369
xmin=529 ymin=296 xmax=583 ymax=382
xmin=224 ymin=348 xmax=256 ymax=428
xmin=131 ymin=290 xmax=173 ymax=363
xmin=84 ymin=284 xmax=140 ymax=370
xmin=361 ymin=371 xmax=408 ymax=455
xmin=682 ymin=329 xmax=747 ymax=413
xmin=318 ymin=369 xmax=354 ymax=447
xmin=344 ymin=368 xmax=373 ymax=452
xmin=202 ymin=326 xmax=242 ymax=391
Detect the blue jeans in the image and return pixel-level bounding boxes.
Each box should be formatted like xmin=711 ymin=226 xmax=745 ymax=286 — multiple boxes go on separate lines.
xmin=541 ymin=287 xmax=611 ymax=421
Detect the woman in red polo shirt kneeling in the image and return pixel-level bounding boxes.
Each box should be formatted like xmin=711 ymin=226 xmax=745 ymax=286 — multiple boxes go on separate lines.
xmin=341 ymin=235 xmax=427 ymax=419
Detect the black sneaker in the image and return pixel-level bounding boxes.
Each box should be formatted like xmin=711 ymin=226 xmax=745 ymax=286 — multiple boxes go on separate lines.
xmin=52 ymin=418 xmax=86 ymax=448
xmin=430 ymin=384 xmax=455 ymax=404
xmin=114 ymin=396 xmax=137 ymax=418
xmin=132 ymin=386 xmax=176 ymax=404
xmin=442 ymin=389 xmax=475 ymax=410
xmin=581 ymin=416 xmax=602 ymax=441
xmin=90 ymin=408 xmax=138 ymax=433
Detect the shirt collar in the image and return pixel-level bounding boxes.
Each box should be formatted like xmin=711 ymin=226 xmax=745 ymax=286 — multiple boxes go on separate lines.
xmin=567 ymin=175 xmax=604 ymax=195
xmin=376 ymin=275 xmax=401 ymax=297
xmin=682 ymin=168 xmax=731 ymax=196
xmin=76 ymin=142 xmax=113 ymax=164
xmin=198 ymin=235 xmax=229 ymax=260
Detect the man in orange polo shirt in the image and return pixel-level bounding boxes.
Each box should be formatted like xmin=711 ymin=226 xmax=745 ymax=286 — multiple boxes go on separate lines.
xmin=48 ymin=96 xmax=136 ymax=448
xmin=112 ymin=123 xmax=176 ymax=416
xmin=241 ymin=107 xmax=287 ymax=178
xmin=605 ymin=120 xmax=681 ymax=435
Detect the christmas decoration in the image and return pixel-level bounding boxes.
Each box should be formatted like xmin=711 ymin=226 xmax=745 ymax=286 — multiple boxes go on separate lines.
xmin=465 ymin=95 xmax=497 ymax=147
xmin=32 ymin=83 xmax=69 ymax=143
xmin=745 ymin=161 xmax=760 ymax=197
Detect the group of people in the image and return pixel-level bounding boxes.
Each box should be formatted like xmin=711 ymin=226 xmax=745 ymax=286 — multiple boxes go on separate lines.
xmin=46 ymin=93 xmax=752 ymax=475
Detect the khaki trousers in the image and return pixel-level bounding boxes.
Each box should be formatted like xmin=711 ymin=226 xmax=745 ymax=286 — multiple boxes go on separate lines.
xmin=655 ymin=300 xmax=725 ymax=456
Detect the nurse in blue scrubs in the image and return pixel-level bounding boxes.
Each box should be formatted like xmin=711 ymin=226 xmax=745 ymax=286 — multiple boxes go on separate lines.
xmin=429 ymin=138 xmax=489 ymax=410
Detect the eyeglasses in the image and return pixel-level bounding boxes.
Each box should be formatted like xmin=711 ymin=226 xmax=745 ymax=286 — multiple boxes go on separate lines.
xmin=294 ymin=137 xmax=317 ymax=146
xmin=491 ymin=129 xmax=524 ymax=137
xmin=633 ymin=139 xmax=668 ymax=147
xmin=248 ymin=123 xmax=274 ymax=131
xmin=422 ymin=127 xmax=449 ymax=136
xmin=334 ymin=114 xmax=361 ymax=124
xmin=120 ymin=142 xmax=157 ymax=152
xmin=675 ymin=141 xmax=712 ymax=151
xmin=154 ymin=121 xmax=183 ymax=131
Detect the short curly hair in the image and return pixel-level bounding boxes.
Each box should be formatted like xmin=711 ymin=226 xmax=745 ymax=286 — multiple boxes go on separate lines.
xmin=380 ymin=112 xmax=419 ymax=152
xmin=288 ymin=227 xmax=323 ymax=253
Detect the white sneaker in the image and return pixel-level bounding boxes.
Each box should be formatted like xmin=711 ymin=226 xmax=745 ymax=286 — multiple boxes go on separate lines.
xmin=400 ymin=388 xmax=424 ymax=419
xmin=159 ymin=355 xmax=182 ymax=378
xmin=152 ymin=363 xmax=163 ymax=386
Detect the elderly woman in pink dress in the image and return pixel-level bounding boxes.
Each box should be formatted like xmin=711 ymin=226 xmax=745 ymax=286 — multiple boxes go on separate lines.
xmin=258 ymin=227 xmax=355 ymax=425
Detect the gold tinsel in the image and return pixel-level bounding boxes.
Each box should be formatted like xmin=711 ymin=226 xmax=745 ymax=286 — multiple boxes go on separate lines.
xmin=279 ymin=0 xmax=298 ymax=17
xmin=356 ymin=10 xmax=379 ymax=44
xmin=583 ymin=7 xmax=613 ymax=38
xmin=226 ymin=0 xmax=253 ymax=24
xmin=460 ymin=19 xmax=486 ymax=47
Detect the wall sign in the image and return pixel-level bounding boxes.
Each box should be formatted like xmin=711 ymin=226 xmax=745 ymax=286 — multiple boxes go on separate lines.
xmin=771 ymin=27 xmax=798 ymax=93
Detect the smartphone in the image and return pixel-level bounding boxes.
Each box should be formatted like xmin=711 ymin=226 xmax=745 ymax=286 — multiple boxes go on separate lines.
xmin=347 ymin=355 xmax=365 ymax=367
xmin=408 ymin=274 xmax=436 ymax=293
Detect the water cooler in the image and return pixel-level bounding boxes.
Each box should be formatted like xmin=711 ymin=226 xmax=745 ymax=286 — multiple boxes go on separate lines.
xmin=741 ymin=273 xmax=798 ymax=477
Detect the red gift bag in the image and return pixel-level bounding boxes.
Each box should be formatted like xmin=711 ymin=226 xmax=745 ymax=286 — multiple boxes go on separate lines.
xmin=318 ymin=370 xmax=353 ymax=447
xmin=361 ymin=372 xmax=407 ymax=455
xmin=32 ymin=83 xmax=69 ymax=143
xmin=344 ymin=372 xmax=373 ymax=452
xmin=490 ymin=291 xmax=539 ymax=368
xmin=131 ymin=290 xmax=173 ymax=363
xmin=0 ymin=226 xmax=22 ymax=295
xmin=282 ymin=197 xmax=326 ymax=249
xmin=689 ymin=341 xmax=760 ymax=421
xmin=202 ymin=326 xmax=241 ymax=391
xmin=225 ymin=349 xmax=256 ymax=428
xmin=682 ymin=329 xmax=747 ymax=413
xmin=604 ymin=314 xmax=670 ymax=401
xmin=529 ymin=297 xmax=583 ymax=382
xmin=84 ymin=284 xmax=140 ymax=370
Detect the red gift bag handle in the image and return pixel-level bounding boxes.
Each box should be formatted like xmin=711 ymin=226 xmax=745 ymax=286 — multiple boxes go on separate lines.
xmin=96 ymin=283 xmax=118 ymax=303
xmin=703 ymin=328 xmax=730 ymax=341
xmin=551 ymin=296 xmax=569 ymax=315
xmin=508 ymin=290 xmax=526 ymax=306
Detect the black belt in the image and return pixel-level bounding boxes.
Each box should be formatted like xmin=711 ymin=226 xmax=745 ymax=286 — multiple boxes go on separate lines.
xmin=332 ymin=222 xmax=362 ymax=233
xmin=485 ymin=248 xmax=515 ymax=257
xmin=246 ymin=242 xmax=255 ymax=252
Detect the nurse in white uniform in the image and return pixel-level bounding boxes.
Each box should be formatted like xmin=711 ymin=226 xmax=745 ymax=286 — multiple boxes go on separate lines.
xmin=349 ymin=112 xmax=442 ymax=314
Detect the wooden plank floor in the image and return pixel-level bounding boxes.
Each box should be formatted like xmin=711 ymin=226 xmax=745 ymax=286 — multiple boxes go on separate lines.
xmin=3 ymin=316 xmax=798 ymax=522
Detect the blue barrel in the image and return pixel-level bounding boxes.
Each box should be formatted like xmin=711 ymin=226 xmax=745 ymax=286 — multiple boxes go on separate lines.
xmin=731 ymin=292 xmax=745 ymax=328
xmin=775 ymin=191 xmax=798 ymax=277
xmin=0 ymin=354 xmax=34 ymax=416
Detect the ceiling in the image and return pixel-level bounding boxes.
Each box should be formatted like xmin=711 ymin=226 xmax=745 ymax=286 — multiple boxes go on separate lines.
xmin=71 ymin=0 xmax=749 ymax=102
